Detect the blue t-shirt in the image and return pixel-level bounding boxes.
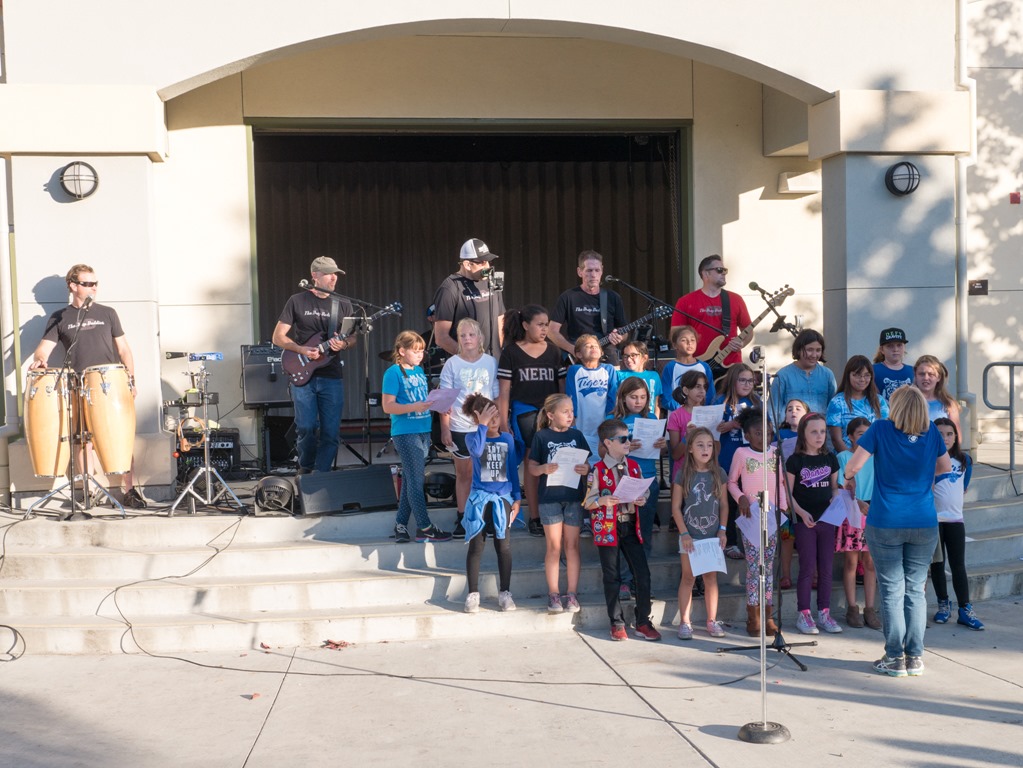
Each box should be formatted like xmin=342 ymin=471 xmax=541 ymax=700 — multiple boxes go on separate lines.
xmin=466 ymin=425 xmax=522 ymax=500
xmin=825 ymin=393 xmax=889 ymax=436
xmin=873 ymin=363 xmax=914 ymax=401
xmin=622 ymin=412 xmax=661 ymax=478
xmin=714 ymin=395 xmax=756 ymax=474
xmin=618 ymin=369 xmax=661 ymax=416
xmin=927 ymin=398 xmax=950 ymax=422
xmin=660 ymin=359 xmax=716 ymax=412
xmin=382 ymin=364 xmax=431 ymax=436
xmin=857 ymin=419 xmax=947 ymax=528
xmin=837 ymin=449 xmax=874 ymax=503
xmin=566 ymin=363 xmax=618 ymax=456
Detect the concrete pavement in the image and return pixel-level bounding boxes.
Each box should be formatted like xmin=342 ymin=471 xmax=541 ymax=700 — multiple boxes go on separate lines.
xmin=1 ymin=596 xmax=1020 ymax=767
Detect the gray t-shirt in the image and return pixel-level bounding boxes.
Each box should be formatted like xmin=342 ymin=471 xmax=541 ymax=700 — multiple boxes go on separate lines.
xmin=673 ymin=466 xmax=727 ymax=540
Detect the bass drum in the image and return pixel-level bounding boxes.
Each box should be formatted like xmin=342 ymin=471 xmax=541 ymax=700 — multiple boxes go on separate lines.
xmin=24 ymin=368 xmax=72 ymax=477
xmin=81 ymin=364 xmax=136 ymax=474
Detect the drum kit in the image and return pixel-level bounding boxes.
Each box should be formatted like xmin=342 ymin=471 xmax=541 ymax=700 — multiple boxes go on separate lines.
xmin=23 ymin=363 xmax=134 ymax=519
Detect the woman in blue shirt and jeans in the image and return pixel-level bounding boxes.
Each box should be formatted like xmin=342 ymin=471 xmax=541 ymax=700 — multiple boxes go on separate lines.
xmin=843 ymin=386 xmax=950 ymax=678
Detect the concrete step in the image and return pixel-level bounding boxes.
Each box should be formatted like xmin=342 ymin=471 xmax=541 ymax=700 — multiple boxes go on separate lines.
xmin=962 ymin=495 xmax=1023 ymax=533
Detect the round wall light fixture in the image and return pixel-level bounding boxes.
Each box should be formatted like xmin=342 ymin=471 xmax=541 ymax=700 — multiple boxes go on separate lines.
xmin=884 ymin=161 xmax=921 ymax=196
xmin=59 ymin=161 xmax=99 ymax=199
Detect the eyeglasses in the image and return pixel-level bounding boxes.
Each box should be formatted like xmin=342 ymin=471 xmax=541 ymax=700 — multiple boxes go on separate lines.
xmin=705 ymin=267 xmax=728 ymax=275
xmin=74 ymin=280 xmax=99 ymax=288
xmin=607 ymin=435 xmax=631 ymax=444
xmin=737 ymin=378 xmax=755 ymax=384
xmin=622 ymin=353 xmax=643 ymax=359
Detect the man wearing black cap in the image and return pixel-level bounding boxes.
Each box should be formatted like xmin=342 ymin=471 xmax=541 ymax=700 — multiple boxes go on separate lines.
xmin=432 ymin=238 xmax=506 ymax=357
xmin=272 ymin=256 xmax=355 ymax=474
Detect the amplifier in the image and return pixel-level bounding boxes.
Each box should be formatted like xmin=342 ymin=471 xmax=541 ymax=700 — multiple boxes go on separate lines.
xmin=241 ymin=343 xmax=291 ymax=409
xmin=175 ymin=428 xmax=241 ymax=475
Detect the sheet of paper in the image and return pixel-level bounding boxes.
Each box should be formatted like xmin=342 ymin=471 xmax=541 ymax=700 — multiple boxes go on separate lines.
xmin=547 ymin=446 xmax=591 ymax=488
xmin=425 ymin=387 xmax=460 ymax=413
xmin=690 ymin=404 xmax=725 ymax=440
xmin=819 ymin=493 xmax=856 ymax=527
xmin=630 ymin=418 xmax=667 ymax=460
xmin=609 ymin=475 xmax=655 ymax=504
xmin=846 ymin=495 xmax=864 ymax=529
xmin=734 ymin=499 xmax=786 ymax=544
xmin=686 ymin=537 xmax=727 ymax=576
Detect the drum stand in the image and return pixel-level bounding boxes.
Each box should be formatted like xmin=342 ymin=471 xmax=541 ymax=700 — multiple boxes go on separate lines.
xmin=169 ymin=362 xmax=246 ymax=516
xmin=25 ymin=371 xmax=126 ymax=521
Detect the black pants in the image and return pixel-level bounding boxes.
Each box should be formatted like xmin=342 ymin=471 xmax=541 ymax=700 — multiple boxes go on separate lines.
xmin=930 ymin=521 xmax=969 ymax=605
xmin=466 ymin=502 xmax=513 ymax=593
xmin=597 ymin=518 xmax=652 ymax=629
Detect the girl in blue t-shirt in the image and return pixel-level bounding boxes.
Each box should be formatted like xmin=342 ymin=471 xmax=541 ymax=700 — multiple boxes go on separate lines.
xmin=660 ymin=325 xmax=715 ymax=413
xmin=826 ymin=355 xmax=889 ymax=453
xmin=618 ymin=341 xmax=661 ymax=417
xmin=714 ymin=364 xmax=761 ymax=557
xmin=835 ymin=417 xmax=880 ymax=630
xmin=382 ymin=330 xmax=451 ymax=544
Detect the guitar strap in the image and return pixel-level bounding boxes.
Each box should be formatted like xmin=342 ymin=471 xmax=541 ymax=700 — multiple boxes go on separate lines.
xmin=329 ymin=297 xmax=341 ymax=341
xmin=599 ymin=289 xmax=609 ymax=336
xmin=720 ymin=290 xmax=732 ymax=337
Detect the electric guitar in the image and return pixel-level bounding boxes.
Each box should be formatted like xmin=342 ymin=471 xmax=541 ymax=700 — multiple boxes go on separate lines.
xmin=282 ymin=302 xmax=402 ymax=387
xmin=698 ymin=286 xmax=794 ymax=368
xmin=567 ymin=305 xmax=673 ymax=363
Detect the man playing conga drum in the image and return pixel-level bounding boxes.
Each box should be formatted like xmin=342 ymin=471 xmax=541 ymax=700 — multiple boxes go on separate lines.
xmin=29 ymin=264 xmax=147 ymax=508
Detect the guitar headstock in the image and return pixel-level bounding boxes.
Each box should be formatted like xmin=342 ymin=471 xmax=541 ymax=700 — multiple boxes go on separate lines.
xmin=653 ymin=305 xmax=673 ymax=319
xmin=384 ymin=301 xmax=403 ymax=316
xmin=769 ymin=286 xmax=795 ymax=307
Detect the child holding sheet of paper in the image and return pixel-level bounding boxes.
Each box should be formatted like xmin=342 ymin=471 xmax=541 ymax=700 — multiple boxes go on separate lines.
xmin=727 ymin=408 xmax=787 ymax=637
xmin=671 ymin=426 xmax=729 ymax=640
xmin=786 ymin=412 xmax=843 ymax=635
xmin=836 ymin=417 xmax=880 ymax=630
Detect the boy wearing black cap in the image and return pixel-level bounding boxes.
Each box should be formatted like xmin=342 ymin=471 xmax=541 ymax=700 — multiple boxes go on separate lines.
xmin=873 ymin=327 xmax=913 ymax=401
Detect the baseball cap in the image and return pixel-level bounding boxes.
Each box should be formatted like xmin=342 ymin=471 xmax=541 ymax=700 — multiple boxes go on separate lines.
xmin=310 ymin=256 xmax=345 ymax=275
xmin=879 ymin=327 xmax=908 ymax=345
xmin=459 ymin=238 xmax=500 ymax=262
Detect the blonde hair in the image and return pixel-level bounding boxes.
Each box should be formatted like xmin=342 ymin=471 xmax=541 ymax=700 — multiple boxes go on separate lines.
xmin=455 ymin=318 xmax=484 ymax=356
xmin=536 ymin=393 xmax=573 ymax=430
xmin=391 ymin=330 xmax=425 ymax=365
xmin=914 ymin=355 xmax=955 ymax=411
xmin=888 ymin=385 xmax=930 ymax=436
xmin=675 ymin=426 xmax=723 ymax=499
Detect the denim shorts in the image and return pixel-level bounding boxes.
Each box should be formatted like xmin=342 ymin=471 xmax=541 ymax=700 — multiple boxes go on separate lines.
xmin=539 ymin=501 xmax=584 ymax=527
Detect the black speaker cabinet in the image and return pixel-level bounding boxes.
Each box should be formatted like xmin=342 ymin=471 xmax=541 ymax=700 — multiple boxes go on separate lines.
xmin=297 ymin=464 xmax=397 ymax=515
xmin=241 ymin=343 xmax=291 ymax=408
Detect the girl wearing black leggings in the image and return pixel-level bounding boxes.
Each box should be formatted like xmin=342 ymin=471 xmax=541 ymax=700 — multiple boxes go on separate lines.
xmin=931 ymin=418 xmax=983 ymax=630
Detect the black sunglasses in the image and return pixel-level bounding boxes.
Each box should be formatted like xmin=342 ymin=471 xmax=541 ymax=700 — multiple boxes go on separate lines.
xmin=74 ymin=280 xmax=99 ymax=288
xmin=607 ymin=435 xmax=631 ymax=444
xmin=705 ymin=267 xmax=728 ymax=275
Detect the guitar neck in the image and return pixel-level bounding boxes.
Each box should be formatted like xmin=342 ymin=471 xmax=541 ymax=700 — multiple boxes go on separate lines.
xmin=597 ymin=312 xmax=660 ymax=346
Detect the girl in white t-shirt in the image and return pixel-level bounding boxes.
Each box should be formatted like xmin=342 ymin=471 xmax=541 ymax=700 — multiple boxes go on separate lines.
xmin=439 ymin=318 xmax=499 ymax=538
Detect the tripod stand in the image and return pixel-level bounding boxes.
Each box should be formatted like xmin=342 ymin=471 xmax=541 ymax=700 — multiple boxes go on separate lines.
xmin=169 ymin=358 xmax=245 ymax=516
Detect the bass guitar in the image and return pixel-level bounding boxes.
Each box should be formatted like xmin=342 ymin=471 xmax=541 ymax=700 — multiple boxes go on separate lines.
xmin=697 ymin=286 xmax=794 ymax=368
xmin=282 ymin=302 xmax=402 ymax=387
xmin=567 ymin=305 xmax=673 ymax=363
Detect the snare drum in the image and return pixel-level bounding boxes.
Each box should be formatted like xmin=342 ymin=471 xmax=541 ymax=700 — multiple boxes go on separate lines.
xmin=81 ymin=363 xmax=135 ymax=474
xmin=24 ymin=368 xmax=72 ymax=477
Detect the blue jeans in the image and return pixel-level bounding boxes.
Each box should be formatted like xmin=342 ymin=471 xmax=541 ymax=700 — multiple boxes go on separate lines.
xmin=866 ymin=523 xmax=939 ymax=659
xmin=392 ymin=432 xmax=432 ymax=530
xmin=291 ymin=375 xmax=344 ymax=473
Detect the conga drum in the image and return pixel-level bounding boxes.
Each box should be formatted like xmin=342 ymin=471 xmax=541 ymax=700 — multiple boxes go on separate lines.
xmin=81 ymin=364 xmax=135 ymax=474
xmin=24 ymin=368 xmax=71 ymax=477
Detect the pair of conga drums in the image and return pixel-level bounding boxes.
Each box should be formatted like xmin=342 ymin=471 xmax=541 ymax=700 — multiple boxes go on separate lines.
xmin=24 ymin=364 xmax=136 ymax=477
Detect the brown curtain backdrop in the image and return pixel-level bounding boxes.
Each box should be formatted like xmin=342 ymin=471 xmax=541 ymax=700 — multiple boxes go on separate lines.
xmin=254 ymin=132 xmax=686 ymax=420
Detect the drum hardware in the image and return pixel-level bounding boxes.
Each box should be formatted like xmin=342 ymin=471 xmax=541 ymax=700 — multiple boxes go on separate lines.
xmin=24 ymin=310 xmax=129 ymax=520
xmin=166 ymin=353 xmax=246 ymax=516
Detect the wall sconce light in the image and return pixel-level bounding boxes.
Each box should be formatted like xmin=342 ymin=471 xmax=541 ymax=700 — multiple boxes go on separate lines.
xmin=59 ymin=161 xmax=99 ymax=199
xmin=884 ymin=161 xmax=920 ymax=196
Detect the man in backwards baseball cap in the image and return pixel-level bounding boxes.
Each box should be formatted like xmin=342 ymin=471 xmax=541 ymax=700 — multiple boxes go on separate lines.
xmin=272 ymin=256 xmax=354 ymax=474
xmin=432 ymin=238 xmax=506 ymax=359
xmin=874 ymin=327 xmax=912 ymax=400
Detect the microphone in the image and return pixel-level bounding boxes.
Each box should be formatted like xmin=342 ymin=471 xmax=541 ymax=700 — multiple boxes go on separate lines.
xmin=748 ymin=281 xmax=761 ymax=292
xmin=82 ymin=296 xmax=94 ymax=309
xmin=604 ymin=275 xmax=619 ymax=284
xmin=299 ymin=279 xmax=314 ymax=290
xmin=165 ymin=351 xmax=187 ymax=360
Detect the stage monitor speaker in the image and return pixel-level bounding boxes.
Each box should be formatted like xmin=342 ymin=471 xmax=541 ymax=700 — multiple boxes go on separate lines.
xmin=241 ymin=343 xmax=292 ymax=408
xmin=297 ymin=464 xmax=397 ymax=516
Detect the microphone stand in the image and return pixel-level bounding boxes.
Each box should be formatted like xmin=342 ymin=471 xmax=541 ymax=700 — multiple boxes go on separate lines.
xmin=606 ymin=276 xmax=722 ymax=339
xmin=749 ymin=283 xmax=799 ymax=338
xmin=299 ymin=282 xmax=390 ymax=313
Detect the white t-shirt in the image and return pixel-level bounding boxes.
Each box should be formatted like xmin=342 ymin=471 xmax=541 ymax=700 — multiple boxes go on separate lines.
xmin=438 ymin=353 xmax=499 ymax=433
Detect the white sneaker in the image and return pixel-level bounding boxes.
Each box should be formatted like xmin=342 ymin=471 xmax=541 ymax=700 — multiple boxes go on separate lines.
xmin=465 ymin=592 xmax=480 ymax=613
xmin=796 ymin=610 xmax=819 ymax=635
xmin=498 ymin=590 xmax=517 ymax=612
xmin=816 ymin=608 xmax=843 ymax=634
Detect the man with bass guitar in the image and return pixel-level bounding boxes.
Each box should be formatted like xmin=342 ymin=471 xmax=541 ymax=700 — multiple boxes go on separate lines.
xmin=272 ymin=256 xmax=355 ymax=474
xmin=671 ymin=254 xmax=752 ymax=379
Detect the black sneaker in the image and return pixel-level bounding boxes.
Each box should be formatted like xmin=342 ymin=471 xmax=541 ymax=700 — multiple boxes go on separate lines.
xmin=873 ymin=654 xmax=908 ymax=677
xmin=415 ymin=524 xmax=452 ymax=543
xmin=528 ymin=518 xmax=545 ymax=537
xmin=452 ymin=519 xmax=466 ymax=539
xmin=906 ymin=656 xmax=925 ymax=676
xmin=124 ymin=488 xmax=148 ymax=509
xmin=393 ymin=523 xmax=411 ymax=543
